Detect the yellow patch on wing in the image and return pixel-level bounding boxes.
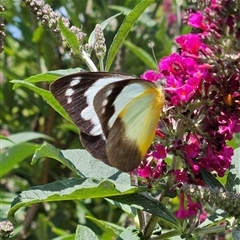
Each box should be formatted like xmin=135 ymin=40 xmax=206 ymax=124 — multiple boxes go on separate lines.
xmin=119 ymin=82 xmax=164 ymax=159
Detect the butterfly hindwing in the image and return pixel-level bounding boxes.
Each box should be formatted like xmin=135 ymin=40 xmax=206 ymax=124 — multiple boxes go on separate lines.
xmin=80 ymin=132 xmax=108 ymax=165
xmin=93 ymin=80 xmax=165 ymax=171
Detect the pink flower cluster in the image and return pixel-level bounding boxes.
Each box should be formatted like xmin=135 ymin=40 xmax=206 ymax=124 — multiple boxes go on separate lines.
xmin=138 ymin=0 xmax=240 ymax=218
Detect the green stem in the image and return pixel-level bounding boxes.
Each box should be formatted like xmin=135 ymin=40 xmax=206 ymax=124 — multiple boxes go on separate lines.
xmin=130 ymin=174 xmax=145 ymax=229
xmin=99 ymin=57 xmax=105 ymax=72
xmin=80 ymin=49 xmax=98 ymax=72
xmin=193 ymin=225 xmax=228 ymax=235
xmin=143 ymin=215 xmax=160 ymax=239
xmin=143 ymin=191 xmax=170 ymax=239
xmin=143 ymin=154 xmax=181 ymax=239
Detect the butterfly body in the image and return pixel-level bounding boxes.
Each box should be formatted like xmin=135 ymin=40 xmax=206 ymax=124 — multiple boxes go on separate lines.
xmin=50 ymin=72 xmax=164 ymax=172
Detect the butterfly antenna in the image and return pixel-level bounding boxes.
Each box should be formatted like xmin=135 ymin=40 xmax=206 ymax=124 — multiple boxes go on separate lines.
xmin=148 ymin=40 xmax=158 ymax=68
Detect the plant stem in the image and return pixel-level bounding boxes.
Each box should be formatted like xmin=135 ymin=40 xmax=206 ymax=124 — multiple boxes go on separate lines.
xmin=143 ymin=215 xmax=160 ymax=239
xmin=130 ymin=174 xmax=146 ymax=229
xmin=80 ymin=49 xmax=98 ymax=72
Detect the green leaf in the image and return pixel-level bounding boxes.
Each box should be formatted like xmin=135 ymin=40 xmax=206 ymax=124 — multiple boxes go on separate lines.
xmin=105 ymin=0 xmax=154 ymax=71
xmin=225 ymin=147 xmax=240 ymax=192
xmin=123 ymin=40 xmax=157 ymax=70
xmin=105 ymin=198 xmax=138 ymax=219
xmin=200 ymin=169 xmax=224 ymax=188
xmin=198 ymin=209 xmax=227 ymax=228
xmin=109 ymin=5 xmax=156 ymax=27
xmin=0 ymin=142 xmax=40 ymax=178
xmin=88 ymin=12 xmax=122 ymax=46
xmin=32 ymin=142 xmax=81 ymax=177
xmin=8 ymin=178 xmax=140 ymax=222
xmin=75 ymin=225 xmax=98 ymax=240
xmin=108 ymin=192 xmax=179 ymax=228
xmin=227 ymin=137 xmax=239 ymax=149
xmin=48 ymin=221 xmax=72 ymax=237
xmin=11 ymin=69 xmax=85 ymax=124
xmin=86 ymin=216 xmax=124 ymax=239
xmin=0 ymin=191 xmax=18 ymax=219
xmin=11 ymin=80 xmax=72 ymax=123
xmin=1 ymin=131 xmax=52 ymax=149
xmin=32 ymin=25 xmax=44 ymax=43
xmin=117 ymin=227 xmax=141 ymax=240
xmin=52 ymin=235 xmax=75 ymax=240
xmin=57 ymin=123 xmax=79 ymax=134
xmin=58 ymin=17 xmax=80 ymax=55
xmin=0 ymin=135 xmax=14 ymax=143
xmin=32 ymin=142 xmax=132 ymax=182
xmin=233 ymin=226 xmax=240 ymax=240
xmin=12 ymin=68 xmax=83 ymax=85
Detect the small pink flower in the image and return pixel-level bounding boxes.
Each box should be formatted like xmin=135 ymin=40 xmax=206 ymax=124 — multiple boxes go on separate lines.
xmin=152 ymin=144 xmax=167 ymax=160
xmin=141 ymin=70 xmax=163 ymax=82
xmin=176 ymin=193 xmax=202 ymax=219
xmin=183 ymin=143 xmax=199 ymax=158
xmin=188 ymin=11 xmax=208 ymax=31
xmin=175 ymin=84 xmax=194 ymax=101
xmin=175 ymin=34 xmax=202 ymax=55
xmin=174 ymin=169 xmax=188 ymax=183
xmin=137 ymin=165 xmax=152 ymax=179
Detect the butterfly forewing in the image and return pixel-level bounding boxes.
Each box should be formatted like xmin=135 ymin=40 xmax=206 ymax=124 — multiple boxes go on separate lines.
xmin=50 ymin=72 xmax=137 ymax=167
xmin=50 ymin=72 xmax=164 ymax=172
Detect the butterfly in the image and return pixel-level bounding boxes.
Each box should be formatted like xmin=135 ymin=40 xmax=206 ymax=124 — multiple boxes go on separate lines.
xmin=50 ymin=72 xmax=165 ymax=172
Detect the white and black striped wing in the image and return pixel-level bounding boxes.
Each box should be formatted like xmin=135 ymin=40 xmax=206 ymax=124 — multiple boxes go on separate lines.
xmin=50 ymin=72 xmax=135 ymax=165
